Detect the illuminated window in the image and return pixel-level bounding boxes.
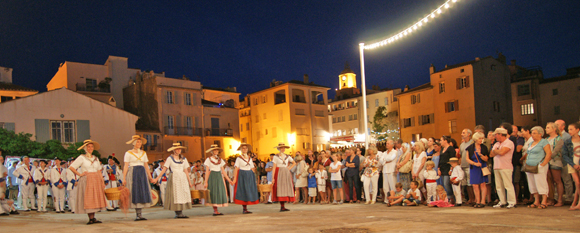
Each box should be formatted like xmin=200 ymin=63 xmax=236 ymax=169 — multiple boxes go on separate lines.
xmin=521 ymin=103 xmax=534 ymax=115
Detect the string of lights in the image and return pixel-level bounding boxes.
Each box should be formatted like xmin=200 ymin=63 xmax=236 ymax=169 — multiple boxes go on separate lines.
xmin=363 ymin=0 xmax=461 ymax=50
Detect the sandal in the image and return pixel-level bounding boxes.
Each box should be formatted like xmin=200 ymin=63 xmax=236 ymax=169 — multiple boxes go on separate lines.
xmin=386 ymin=203 xmax=391 ymax=207
xmin=527 ymin=204 xmax=538 ymax=208
xmin=539 ymin=204 xmax=547 ymax=209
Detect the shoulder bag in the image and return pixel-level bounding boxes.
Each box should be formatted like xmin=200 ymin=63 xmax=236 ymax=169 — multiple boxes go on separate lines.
xmin=521 ymin=143 xmax=539 ymax=174
xmin=398 ymin=153 xmax=413 ymax=173
xmin=474 ymin=151 xmax=491 ymax=176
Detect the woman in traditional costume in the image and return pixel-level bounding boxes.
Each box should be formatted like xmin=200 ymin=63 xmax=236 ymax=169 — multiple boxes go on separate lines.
xmin=204 ymin=145 xmax=233 ymax=216
xmin=271 ymin=143 xmax=296 ymax=212
xmin=231 ymin=143 xmax=260 ymax=214
xmin=152 ymin=143 xmax=193 ymax=218
xmin=122 ymin=135 xmax=154 ymax=221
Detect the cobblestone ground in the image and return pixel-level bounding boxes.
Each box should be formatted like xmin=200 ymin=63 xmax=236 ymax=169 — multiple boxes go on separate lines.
xmin=2 ymin=202 xmax=580 ymax=232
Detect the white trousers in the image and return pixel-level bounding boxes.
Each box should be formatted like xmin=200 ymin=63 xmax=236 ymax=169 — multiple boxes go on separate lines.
xmin=68 ymin=188 xmax=77 ymax=213
xmin=494 ymin=169 xmax=516 ymax=205
xmin=268 ymin=181 xmax=272 ymax=202
xmin=452 ymin=184 xmax=462 ymax=204
xmin=19 ymin=182 xmax=36 ymax=210
xmin=106 ymin=181 xmax=119 ymax=208
xmin=426 ymin=183 xmax=437 ymax=203
xmin=51 ymin=186 xmax=66 ymax=211
xmin=363 ymin=175 xmax=379 ymax=202
xmin=526 ymin=163 xmax=549 ymax=195
xmin=382 ymin=173 xmax=397 ymax=194
xmin=36 ymin=185 xmax=49 ymax=211
xmin=229 ymin=184 xmax=235 ymax=203
xmin=159 ymin=181 xmax=167 ymax=205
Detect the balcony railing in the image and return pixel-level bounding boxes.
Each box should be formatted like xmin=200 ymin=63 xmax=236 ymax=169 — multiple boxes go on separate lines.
xmin=204 ymin=128 xmax=233 ymax=137
xmin=164 ymin=127 xmax=203 ymax=136
xmin=76 ymin=83 xmax=110 ymax=93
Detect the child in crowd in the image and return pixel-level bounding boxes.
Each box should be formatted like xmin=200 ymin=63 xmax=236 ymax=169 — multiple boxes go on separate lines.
xmin=386 ymin=182 xmax=406 ymax=207
xmin=307 ymin=168 xmax=317 ymax=204
xmin=329 ymin=153 xmax=344 ymax=205
xmin=316 ymin=165 xmax=327 ymax=204
xmin=449 ymin=158 xmax=464 ymax=206
xmin=403 ymin=181 xmax=421 ymax=206
xmin=428 ymin=185 xmax=454 ymax=207
xmin=422 ymin=161 xmax=440 ymax=204
xmin=0 ymin=192 xmax=19 ymax=216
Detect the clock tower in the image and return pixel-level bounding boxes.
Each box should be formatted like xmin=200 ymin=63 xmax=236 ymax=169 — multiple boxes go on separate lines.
xmin=339 ymin=62 xmax=357 ymax=90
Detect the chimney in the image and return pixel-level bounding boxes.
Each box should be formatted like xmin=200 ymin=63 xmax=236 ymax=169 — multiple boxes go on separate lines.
xmin=475 ymin=57 xmax=480 ymax=61
xmin=429 ymin=64 xmax=435 ymax=74
xmin=303 ymin=74 xmax=309 ymax=84
xmin=511 ymin=60 xmax=516 ymax=66
xmin=404 ymin=85 xmax=409 ymax=92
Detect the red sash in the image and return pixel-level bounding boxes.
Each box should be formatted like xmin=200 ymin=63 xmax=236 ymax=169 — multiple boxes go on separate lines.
xmin=108 ymin=174 xmax=117 ymax=181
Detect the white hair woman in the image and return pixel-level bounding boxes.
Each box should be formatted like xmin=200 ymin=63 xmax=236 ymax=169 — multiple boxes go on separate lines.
xmin=68 ymin=140 xmax=107 ymax=224
xmin=152 ymin=143 xmax=193 ymax=218
xmin=412 ymin=141 xmax=427 ymax=201
xmin=525 ymin=126 xmax=552 ymax=209
xmin=397 ymin=143 xmax=413 ymax=190
xmin=231 ymin=143 xmax=260 ymax=214
xmin=122 ymin=135 xmax=154 ymax=221
xmin=465 ymin=132 xmax=490 ymax=208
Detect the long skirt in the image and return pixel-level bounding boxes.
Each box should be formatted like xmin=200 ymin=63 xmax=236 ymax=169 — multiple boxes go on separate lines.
xmin=233 ymin=170 xmax=259 ymax=205
xmin=272 ymin=167 xmax=295 ymax=202
xmin=75 ymin=172 xmax=106 ymax=214
xmin=126 ymin=166 xmax=152 ymax=209
xmin=164 ymin=173 xmax=193 ymax=211
xmin=206 ymin=171 xmax=228 ymax=207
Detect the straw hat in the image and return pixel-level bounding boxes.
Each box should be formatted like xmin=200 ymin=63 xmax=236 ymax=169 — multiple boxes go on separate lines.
xmin=448 ymin=157 xmax=459 ymax=164
xmin=493 ymin=128 xmax=508 ymax=135
xmin=274 ymin=143 xmax=290 ymax=149
xmin=167 ymin=142 xmax=187 ymax=152
xmin=205 ymin=144 xmax=223 ymax=153
xmin=237 ymin=143 xmax=252 ymax=151
xmin=77 ymin=139 xmax=101 ymax=151
xmin=126 ymin=135 xmax=148 ymax=145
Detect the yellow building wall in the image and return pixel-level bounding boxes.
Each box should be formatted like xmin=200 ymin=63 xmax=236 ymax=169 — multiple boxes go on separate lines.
xmin=398 ymin=88 xmax=435 ymax=142
xmin=46 ymin=63 xmax=69 ymax=91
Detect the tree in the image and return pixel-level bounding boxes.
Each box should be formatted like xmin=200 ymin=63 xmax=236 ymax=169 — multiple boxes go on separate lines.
xmin=370 ymin=106 xmax=400 ymax=141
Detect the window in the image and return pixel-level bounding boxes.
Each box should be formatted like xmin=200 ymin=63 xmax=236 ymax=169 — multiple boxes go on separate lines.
xmin=263 ymin=113 xmax=267 ymax=120
xmin=448 ymin=120 xmax=457 ymax=134
xmin=166 ymin=91 xmax=174 ymax=104
xmin=411 ymin=95 xmax=417 ymax=104
xmin=456 ymin=76 xmax=469 ymax=89
xmin=186 ymin=116 xmax=192 ymax=128
xmin=295 ymin=109 xmax=305 ymax=115
xmin=246 ymin=123 xmax=249 ymax=130
xmin=86 ymin=78 xmax=97 ymax=90
xmin=521 ymin=103 xmax=534 ymax=115
xmin=51 ymin=120 xmax=75 ymax=143
xmin=493 ymin=101 xmax=501 ymax=112
xmin=167 ymin=116 xmax=174 ymax=129
xmin=439 ymin=82 xmax=445 ymax=93
xmin=412 ymin=133 xmax=422 ymax=142
xmin=445 ymin=100 xmax=458 ymax=113
xmin=354 ymin=114 xmax=357 ymax=120
xmin=384 ymin=97 xmax=388 ymax=105
xmin=375 ymin=99 xmax=379 ymax=107
xmin=517 ymin=84 xmax=531 ymax=96
xmin=265 ymin=129 xmax=268 ymax=135
xmin=403 ymin=117 xmax=415 ymax=128
xmin=185 ymin=93 xmax=192 ymax=105
xmin=555 ymin=106 xmax=560 ymax=115
xmin=491 ymin=65 xmax=497 ymax=71
xmin=419 ymin=114 xmax=434 ymax=125
xmin=553 ymin=89 xmax=558 ymax=95
xmin=255 ymin=115 xmax=259 ymax=123
xmin=240 ymin=124 xmax=243 ymax=132
xmin=333 ymin=117 xmax=337 ymax=123
xmin=460 ymin=69 xmax=464 ymax=73
xmin=341 ymin=116 xmax=345 ymax=122
xmin=349 ymin=115 xmax=353 ymax=121
xmin=254 ymin=98 xmax=258 ymax=105
xmin=272 ymin=127 xmax=277 ymax=138
xmin=315 ymin=110 xmax=324 ymax=117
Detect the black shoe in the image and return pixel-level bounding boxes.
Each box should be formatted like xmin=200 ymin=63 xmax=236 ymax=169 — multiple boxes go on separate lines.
xmin=175 ymin=215 xmax=189 ymax=218
xmin=10 ymin=211 xmax=19 ymax=215
xmin=212 ymin=213 xmax=224 ymax=216
xmin=455 ymin=204 xmax=462 ymax=207
xmin=135 ymin=217 xmax=147 ymax=221
xmin=265 ymin=202 xmax=273 ymax=204
xmin=243 ymin=210 xmax=252 ymax=214
xmin=23 ymin=209 xmax=30 ymax=212
xmin=106 ymin=208 xmax=115 ymax=211
xmin=280 ymin=208 xmax=290 ymax=212
xmin=0 ymin=213 xmax=9 ymax=216
xmin=31 ymin=208 xmax=37 ymax=211
xmin=93 ymin=219 xmax=102 ymax=224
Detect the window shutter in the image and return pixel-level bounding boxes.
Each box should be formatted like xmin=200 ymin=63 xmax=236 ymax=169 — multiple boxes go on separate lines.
xmin=417 ymin=94 xmax=420 ymax=103
xmin=34 ymin=119 xmax=50 ymax=142
xmin=76 ymin=120 xmax=91 ymax=142
xmin=465 ymin=76 xmax=470 ymax=88
xmin=418 ymin=116 xmax=423 ymax=126
xmin=456 ymin=78 xmax=460 ymax=89
xmin=454 ymin=100 xmax=459 ymax=111
xmin=195 ymin=116 xmax=200 ymax=128
xmin=176 ymin=115 xmax=182 ymax=128
xmin=445 ymin=102 xmax=449 ymax=113
xmin=4 ymin=122 xmax=15 ymax=132
xmin=164 ymin=91 xmax=168 ymax=104
xmin=430 ymin=113 xmax=435 ymax=124
xmin=411 ymin=117 xmax=415 ymax=127
xmin=174 ymin=91 xmax=179 ymax=104
xmin=163 ymin=115 xmax=168 ymax=128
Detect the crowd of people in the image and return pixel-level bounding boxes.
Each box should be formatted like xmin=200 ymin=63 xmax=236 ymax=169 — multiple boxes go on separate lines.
xmin=1 ymin=119 xmax=580 ymax=224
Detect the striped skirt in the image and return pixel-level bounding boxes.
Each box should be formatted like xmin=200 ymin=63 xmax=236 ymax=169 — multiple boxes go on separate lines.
xmin=233 ymin=170 xmax=259 ymax=205
xmin=206 ymin=171 xmax=228 ymax=207
xmin=272 ymin=167 xmax=295 ymax=202
xmin=75 ymin=172 xmax=106 ymax=214
xmin=164 ymin=173 xmax=193 ymax=211
xmin=126 ymin=166 xmax=152 ymax=209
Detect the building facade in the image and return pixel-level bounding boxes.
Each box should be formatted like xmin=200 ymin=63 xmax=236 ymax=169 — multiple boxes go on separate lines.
xmin=0 ymin=66 xmax=38 ymax=103
xmin=538 ymin=66 xmax=580 ymax=125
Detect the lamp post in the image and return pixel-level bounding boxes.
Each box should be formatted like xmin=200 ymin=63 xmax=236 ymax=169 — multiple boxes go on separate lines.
xmin=359 ymin=43 xmax=369 ymax=150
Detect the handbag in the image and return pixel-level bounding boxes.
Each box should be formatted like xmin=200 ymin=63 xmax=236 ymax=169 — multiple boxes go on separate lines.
xmin=398 ymin=153 xmax=413 ymax=173
xmin=475 ymin=151 xmax=491 ymax=176
xmin=521 ymin=143 xmax=539 ymax=174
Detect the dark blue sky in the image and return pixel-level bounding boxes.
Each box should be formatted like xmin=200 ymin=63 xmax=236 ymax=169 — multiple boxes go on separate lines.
xmin=1 ymin=0 xmax=579 ymax=98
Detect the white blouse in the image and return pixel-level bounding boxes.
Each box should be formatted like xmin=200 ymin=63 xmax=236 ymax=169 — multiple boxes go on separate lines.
xmin=124 ymin=150 xmax=149 ymax=167
xmin=272 ymin=153 xmax=294 ymax=168
xmin=204 ymin=157 xmax=226 ymax=172
xmin=71 ymin=155 xmax=102 ymax=173
xmin=164 ymin=156 xmax=189 ymax=174
xmin=234 ymin=155 xmax=255 ymax=171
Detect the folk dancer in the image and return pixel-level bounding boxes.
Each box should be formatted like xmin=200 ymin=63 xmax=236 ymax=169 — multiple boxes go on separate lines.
xmin=103 ymin=156 xmax=123 ymax=210
xmin=271 ymin=143 xmax=296 ymax=212
xmin=50 ymin=158 xmax=68 ymax=213
xmin=66 ymin=159 xmax=79 ymax=213
xmin=152 ymin=143 xmax=193 ymax=218
xmin=122 ymin=135 xmax=154 ymax=221
xmin=232 ymin=143 xmax=260 ymax=214
xmin=12 ymin=156 xmax=36 ymax=211
xmin=154 ymin=159 xmax=169 ymax=207
xmin=204 ymin=145 xmax=233 ymax=216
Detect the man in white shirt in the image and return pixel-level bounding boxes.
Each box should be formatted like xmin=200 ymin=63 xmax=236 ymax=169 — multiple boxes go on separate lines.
xmin=12 ymin=157 xmax=36 ymax=211
xmin=379 ymin=140 xmax=398 ymax=204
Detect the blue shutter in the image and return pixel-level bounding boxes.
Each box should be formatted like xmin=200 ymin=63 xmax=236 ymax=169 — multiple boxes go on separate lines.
xmin=4 ymin=122 xmax=15 ymax=132
xmin=35 ymin=119 xmax=50 ymax=142
xmin=77 ymin=120 xmax=91 ymax=142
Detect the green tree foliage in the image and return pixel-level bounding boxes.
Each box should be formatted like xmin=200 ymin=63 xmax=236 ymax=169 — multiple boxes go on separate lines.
xmin=370 ymin=106 xmax=400 ymax=141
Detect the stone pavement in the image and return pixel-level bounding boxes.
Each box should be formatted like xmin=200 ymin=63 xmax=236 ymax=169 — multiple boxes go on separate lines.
xmin=2 ymin=203 xmax=579 ymax=232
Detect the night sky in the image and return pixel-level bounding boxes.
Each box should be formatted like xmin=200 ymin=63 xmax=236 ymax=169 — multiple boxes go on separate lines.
xmin=1 ymin=0 xmax=579 ymax=99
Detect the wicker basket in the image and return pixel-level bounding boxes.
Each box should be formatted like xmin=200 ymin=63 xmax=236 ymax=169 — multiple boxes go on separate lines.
xmin=191 ymin=190 xmax=201 ymax=199
xmin=258 ymin=184 xmax=272 ymax=193
xmin=105 ymin=187 xmax=121 ymax=200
